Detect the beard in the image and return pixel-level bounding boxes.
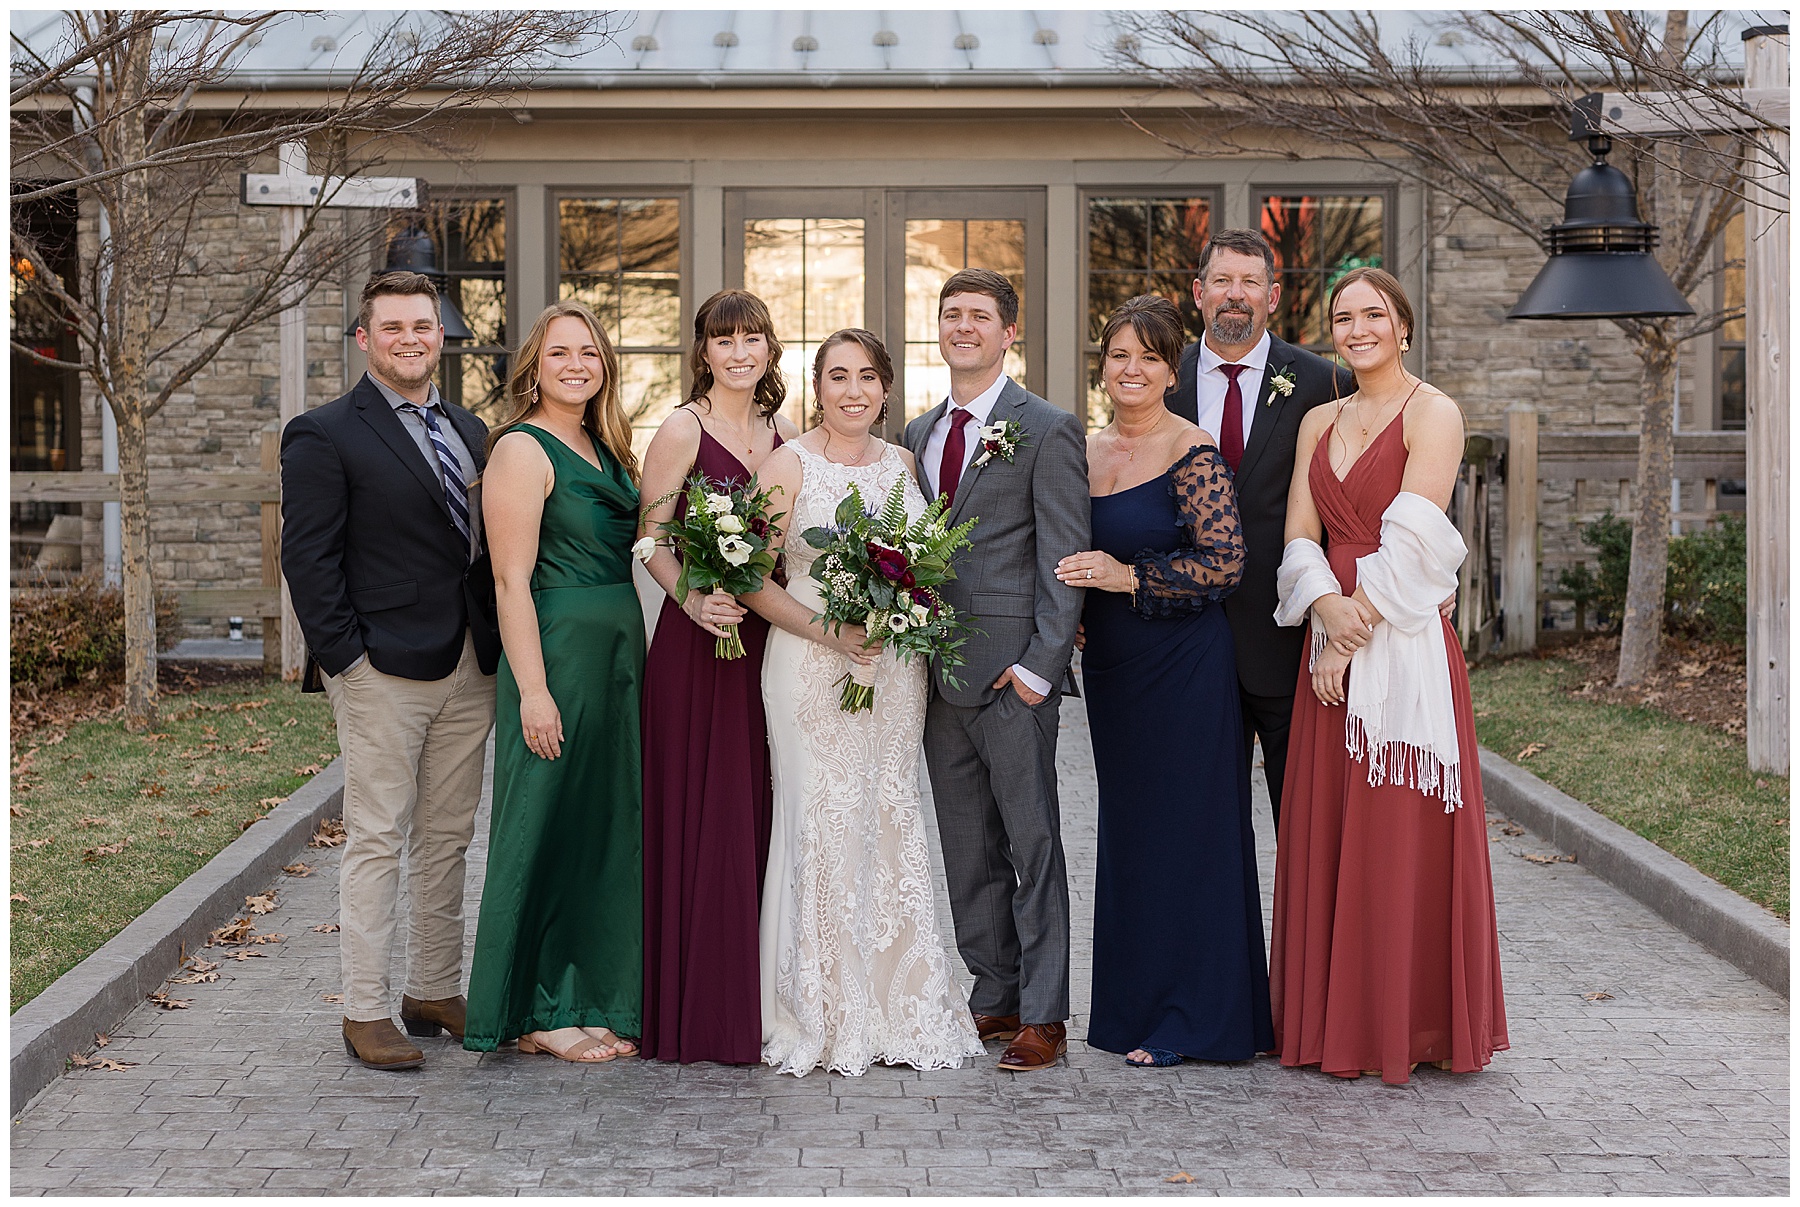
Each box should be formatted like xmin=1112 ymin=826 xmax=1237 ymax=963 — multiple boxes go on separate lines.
xmin=371 ymin=347 xmax=438 ymax=390
xmin=1208 ymin=307 xmax=1256 ymax=346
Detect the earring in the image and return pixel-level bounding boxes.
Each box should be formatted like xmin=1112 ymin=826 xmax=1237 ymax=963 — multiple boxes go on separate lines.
xmin=1399 ymin=337 xmax=1411 ymax=353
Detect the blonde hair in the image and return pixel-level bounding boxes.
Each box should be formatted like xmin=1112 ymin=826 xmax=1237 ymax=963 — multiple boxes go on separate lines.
xmin=490 ymin=302 xmax=640 ymax=484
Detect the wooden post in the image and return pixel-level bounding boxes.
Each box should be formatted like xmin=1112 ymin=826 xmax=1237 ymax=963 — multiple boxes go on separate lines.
xmin=1502 ymin=405 xmax=1539 ymax=655
xmin=1745 ymin=28 xmax=1789 ymax=774
xmin=275 ymin=142 xmax=309 ymax=681
xmin=260 ymin=430 xmax=282 ymax=679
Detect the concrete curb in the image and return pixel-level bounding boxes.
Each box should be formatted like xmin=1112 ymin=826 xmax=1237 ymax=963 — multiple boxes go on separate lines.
xmin=1481 ymin=747 xmax=1789 ymax=997
xmin=9 ymin=759 xmax=345 ymax=1114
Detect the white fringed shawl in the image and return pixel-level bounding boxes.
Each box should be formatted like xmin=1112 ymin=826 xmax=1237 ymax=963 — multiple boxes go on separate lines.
xmin=1274 ymin=492 xmax=1469 ymax=811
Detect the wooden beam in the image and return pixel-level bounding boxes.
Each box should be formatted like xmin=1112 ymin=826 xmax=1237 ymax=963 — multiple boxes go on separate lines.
xmin=181 ymin=588 xmax=282 ymax=618
xmin=260 ymin=431 xmax=283 ymax=680
xmin=1745 ymin=31 xmax=1789 ymax=774
xmin=11 ymin=472 xmax=279 ymax=503
xmin=240 ymin=172 xmax=419 ymax=209
xmin=1594 ymin=86 xmax=1789 ymax=135
xmin=1502 ymin=405 xmax=1539 ymax=656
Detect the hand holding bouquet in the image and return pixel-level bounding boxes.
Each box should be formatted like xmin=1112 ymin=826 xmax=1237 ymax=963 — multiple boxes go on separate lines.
xmin=801 ymin=477 xmax=979 ymax=711
xmin=640 ymin=475 xmax=783 ymax=659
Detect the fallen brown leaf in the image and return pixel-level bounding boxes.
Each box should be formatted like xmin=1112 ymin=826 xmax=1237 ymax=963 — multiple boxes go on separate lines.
xmin=189 ymin=806 xmax=213 ymax=818
xmin=146 ymin=991 xmax=191 ymax=1010
xmin=9 ymin=803 xmax=27 ymax=816
xmin=208 ymin=917 xmax=255 ymax=946
xmin=10 ymin=892 xmax=28 ymax=904
xmin=283 ymin=862 xmax=315 ymax=878
xmin=238 ymin=737 xmax=273 ymax=755
xmin=68 ymin=1050 xmax=136 ymax=1071
xmin=94 ymin=1032 xmax=110 ymax=1048
xmin=82 ymin=840 xmax=129 ymax=861
xmin=1521 ymin=852 xmax=1576 ymax=865
xmin=16 ymin=838 xmax=52 ymax=850
xmin=239 ymin=814 xmax=266 ymax=832
xmin=232 ymin=699 xmax=270 ymax=712
xmin=282 ymin=716 xmax=298 ymax=727
xmin=1165 ymin=1172 xmax=1196 ymax=1184
xmin=308 ymin=817 xmax=347 ymax=849
xmin=1582 ymin=991 xmax=1614 ymax=1001
xmin=321 ymin=992 xmax=343 ymax=1003
xmin=244 ymin=891 xmax=278 ymax=915
xmin=256 ymin=796 xmax=285 ymax=808
xmin=293 ymin=763 xmax=323 ymax=777
xmin=226 ymin=950 xmax=267 ymax=961
xmin=170 ymin=968 xmax=219 ymax=985
xmin=310 ymin=922 xmax=340 ymax=933
xmin=1501 ymin=822 xmax=1525 ymax=837
xmin=1516 ymin=742 xmax=1547 ymax=760
xmin=248 ymin=932 xmax=286 ymax=945
xmin=76 ymin=816 xmax=110 ymax=829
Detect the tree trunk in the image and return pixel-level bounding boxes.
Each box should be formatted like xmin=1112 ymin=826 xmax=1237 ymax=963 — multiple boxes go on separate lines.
xmin=117 ymin=402 xmax=157 ymax=731
xmin=1616 ymin=323 xmax=1678 ymax=685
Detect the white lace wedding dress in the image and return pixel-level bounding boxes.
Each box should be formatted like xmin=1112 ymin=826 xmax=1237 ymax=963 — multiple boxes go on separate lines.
xmin=759 ymin=441 xmax=985 ymax=1077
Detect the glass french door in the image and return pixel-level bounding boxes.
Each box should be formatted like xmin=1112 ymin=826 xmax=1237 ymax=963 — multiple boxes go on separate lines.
xmin=727 ymin=188 xmax=1043 ymax=439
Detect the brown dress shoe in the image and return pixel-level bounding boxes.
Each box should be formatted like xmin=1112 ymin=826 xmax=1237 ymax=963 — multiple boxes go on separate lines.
xmin=972 ymin=1012 xmax=1021 ymax=1043
xmin=400 ymin=994 xmax=467 ymax=1040
xmin=997 ymin=1022 xmax=1067 ymax=1073
xmin=342 ymin=1018 xmax=424 ymax=1070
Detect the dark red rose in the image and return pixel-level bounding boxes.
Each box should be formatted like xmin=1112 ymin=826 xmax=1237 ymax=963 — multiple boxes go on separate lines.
xmin=749 ymin=515 xmax=769 ymax=538
xmin=900 ymin=570 xmax=916 ymax=588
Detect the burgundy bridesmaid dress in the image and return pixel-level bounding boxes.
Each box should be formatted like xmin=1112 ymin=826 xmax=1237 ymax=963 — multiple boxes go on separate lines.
xmin=1270 ymin=407 xmax=1508 ymax=1085
xmin=640 ymin=427 xmax=778 ymax=1063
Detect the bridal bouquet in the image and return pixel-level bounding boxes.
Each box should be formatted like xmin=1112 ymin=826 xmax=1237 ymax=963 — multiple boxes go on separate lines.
xmin=643 ymin=475 xmax=783 ymax=659
xmin=802 ymin=478 xmax=979 ymax=712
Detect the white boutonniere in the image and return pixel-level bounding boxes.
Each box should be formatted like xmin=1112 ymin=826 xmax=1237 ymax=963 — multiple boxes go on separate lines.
xmin=1267 ymin=367 xmax=1298 ymax=403
xmin=971 ymin=419 xmax=1026 ymax=468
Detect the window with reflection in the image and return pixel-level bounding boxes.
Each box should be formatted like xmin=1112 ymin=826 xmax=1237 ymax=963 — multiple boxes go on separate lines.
xmin=1258 ymin=193 xmax=1385 ymax=353
xmin=559 ymin=197 xmax=683 ymax=453
xmin=388 ymin=198 xmax=509 ymax=423
xmin=743 ymin=218 xmax=865 ymax=432
xmin=902 ymin=219 xmax=1026 ymax=423
xmin=1718 ymin=209 xmax=1745 ymax=431
xmin=1084 ymin=196 xmax=1211 ymax=429
xmin=10 ymin=186 xmax=83 ymax=567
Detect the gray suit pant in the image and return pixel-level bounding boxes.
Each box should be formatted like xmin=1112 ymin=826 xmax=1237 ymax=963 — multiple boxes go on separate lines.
xmin=923 ymin=688 xmax=1071 ymax=1024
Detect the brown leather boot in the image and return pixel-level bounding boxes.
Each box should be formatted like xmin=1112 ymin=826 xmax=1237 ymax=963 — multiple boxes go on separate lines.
xmin=342 ymin=1018 xmax=424 ymax=1070
xmin=972 ymin=1012 xmax=1022 ymax=1043
xmin=400 ymin=994 xmax=467 ymax=1040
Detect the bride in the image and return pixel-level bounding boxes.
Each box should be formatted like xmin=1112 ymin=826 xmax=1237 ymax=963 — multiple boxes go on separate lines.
xmin=742 ymin=328 xmax=984 ymax=1077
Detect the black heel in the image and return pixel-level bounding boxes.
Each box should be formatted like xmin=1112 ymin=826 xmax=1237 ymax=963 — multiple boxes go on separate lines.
xmin=401 ymin=1017 xmax=443 ymax=1038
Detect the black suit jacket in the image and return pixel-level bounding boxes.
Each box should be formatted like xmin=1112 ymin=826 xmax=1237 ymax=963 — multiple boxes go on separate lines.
xmin=280 ymin=374 xmax=501 ymax=682
xmin=1169 ymin=336 xmax=1355 ymax=698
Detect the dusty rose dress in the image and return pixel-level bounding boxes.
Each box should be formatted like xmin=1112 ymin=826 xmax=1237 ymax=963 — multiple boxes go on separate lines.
xmin=640 ymin=427 xmax=778 ymax=1063
xmin=1270 ymin=408 xmax=1508 ymax=1085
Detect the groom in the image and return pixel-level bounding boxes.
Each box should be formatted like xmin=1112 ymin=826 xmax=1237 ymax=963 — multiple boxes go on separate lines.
xmin=1169 ymin=230 xmax=1354 ymax=829
xmin=904 ymin=268 xmax=1088 ymax=1073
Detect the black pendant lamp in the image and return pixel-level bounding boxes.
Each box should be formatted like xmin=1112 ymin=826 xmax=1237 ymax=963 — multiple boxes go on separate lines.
xmin=345 ymin=225 xmax=475 ymax=340
xmin=1508 ymin=95 xmax=1695 ymax=321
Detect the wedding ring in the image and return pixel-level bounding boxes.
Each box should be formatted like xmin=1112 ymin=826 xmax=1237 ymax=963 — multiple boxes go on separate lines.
xmin=1086 ymin=568 xmax=1093 ymax=580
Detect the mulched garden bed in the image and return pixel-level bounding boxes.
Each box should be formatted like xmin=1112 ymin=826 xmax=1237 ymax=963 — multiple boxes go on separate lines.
xmin=12 ymin=662 xmax=270 ymax=741
xmin=1544 ymin=635 xmax=1747 ymax=738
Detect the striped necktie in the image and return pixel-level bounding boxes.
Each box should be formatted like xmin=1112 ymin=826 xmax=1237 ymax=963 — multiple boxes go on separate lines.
xmin=400 ymin=403 xmax=472 ymax=552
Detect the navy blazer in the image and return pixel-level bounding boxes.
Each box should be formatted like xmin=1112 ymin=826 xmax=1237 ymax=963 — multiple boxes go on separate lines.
xmin=280 ymin=374 xmax=501 ymax=682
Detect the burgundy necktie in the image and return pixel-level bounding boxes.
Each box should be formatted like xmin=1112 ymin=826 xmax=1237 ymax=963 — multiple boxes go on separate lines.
xmin=938 ymin=407 xmax=975 ymax=505
xmin=1219 ymin=363 xmax=1248 ymax=474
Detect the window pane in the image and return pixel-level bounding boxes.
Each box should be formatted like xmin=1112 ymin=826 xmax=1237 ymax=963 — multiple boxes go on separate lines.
xmin=966 ymin=220 xmax=1026 ymax=278
xmin=619 ymin=198 xmax=681 ymax=274
xmin=1722 ymin=210 xmax=1745 ymax=342
xmin=559 ymin=274 xmax=620 ymax=333
xmin=450 ymin=276 xmax=506 ymax=347
xmin=444 ymin=200 xmax=506 ymax=272
xmin=437 ymin=352 xmax=508 ymax=425
xmin=559 ymin=199 xmax=620 ymax=275
xmin=1088 ymin=272 xmax=1148 ymax=344
xmin=1720 ymin=346 xmax=1746 ymax=430
xmin=744 ymin=217 xmax=866 ymax=431
xmin=1274 ymin=271 xmax=1325 ymax=349
xmin=1149 ymin=199 xmax=1211 ymax=277
xmin=1319 ymin=195 xmax=1384 ymax=290
xmin=620 ymin=273 xmax=681 ymax=347
xmin=1088 ymin=199 xmax=1147 ymax=273
xmin=1260 ymin=196 xmax=1318 ymax=274
xmin=1261 ymin=193 xmax=1386 ymax=352
xmin=619 ymin=352 xmax=686 ymax=457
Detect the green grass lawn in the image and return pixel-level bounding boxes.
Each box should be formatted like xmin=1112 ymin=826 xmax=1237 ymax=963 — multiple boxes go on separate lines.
xmin=1468 ymin=655 xmax=1789 ymax=919
xmin=10 ymin=680 xmax=339 ymax=1011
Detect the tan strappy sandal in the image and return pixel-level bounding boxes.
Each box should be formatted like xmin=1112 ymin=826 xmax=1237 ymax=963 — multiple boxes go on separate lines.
xmin=518 ymin=1031 xmax=617 ymax=1063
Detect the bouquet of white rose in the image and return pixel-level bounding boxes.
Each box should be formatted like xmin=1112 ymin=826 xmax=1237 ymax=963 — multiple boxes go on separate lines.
xmin=638 ymin=474 xmax=782 ymax=659
xmin=801 ymin=477 xmax=979 ymax=712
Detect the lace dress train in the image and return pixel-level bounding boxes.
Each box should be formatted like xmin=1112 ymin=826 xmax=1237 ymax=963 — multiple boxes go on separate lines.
xmin=759 ymin=442 xmax=985 ymax=1077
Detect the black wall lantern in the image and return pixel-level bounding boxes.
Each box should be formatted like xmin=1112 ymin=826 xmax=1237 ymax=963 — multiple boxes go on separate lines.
xmin=1508 ymin=94 xmax=1695 ymax=321
xmin=344 ymin=224 xmax=475 ymax=340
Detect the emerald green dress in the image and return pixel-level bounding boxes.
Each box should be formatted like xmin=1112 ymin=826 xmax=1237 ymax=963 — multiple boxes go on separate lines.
xmin=464 ymin=425 xmax=644 ymax=1050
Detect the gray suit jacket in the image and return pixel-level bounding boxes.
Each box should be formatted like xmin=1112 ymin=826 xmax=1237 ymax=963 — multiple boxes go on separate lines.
xmin=903 ymin=378 xmax=1089 ymax=707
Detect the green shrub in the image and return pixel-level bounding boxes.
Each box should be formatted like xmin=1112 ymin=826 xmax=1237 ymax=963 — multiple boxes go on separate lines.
xmin=10 ymin=577 xmax=184 ymax=691
xmin=1559 ymin=510 xmax=1747 ymax=643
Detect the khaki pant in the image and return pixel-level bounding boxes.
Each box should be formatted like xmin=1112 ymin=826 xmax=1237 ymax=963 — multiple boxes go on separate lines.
xmin=323 ymin=633 xmax=495 ymax=1020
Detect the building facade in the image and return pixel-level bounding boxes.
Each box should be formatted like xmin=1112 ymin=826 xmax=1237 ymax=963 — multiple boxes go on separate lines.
xmin=10 ymin=10 xmax=1747 ymax=634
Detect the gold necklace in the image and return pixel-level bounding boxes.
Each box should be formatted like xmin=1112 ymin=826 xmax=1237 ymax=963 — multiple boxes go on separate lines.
xmin=823 ymin=432 xmax=878 ymax=466
xmin=1115 ymin=410 xmax=1169 ymax=462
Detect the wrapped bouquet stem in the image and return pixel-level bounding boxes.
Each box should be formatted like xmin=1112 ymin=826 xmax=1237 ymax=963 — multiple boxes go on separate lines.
xmin=803 ymin=477 xmax=980 ymax=713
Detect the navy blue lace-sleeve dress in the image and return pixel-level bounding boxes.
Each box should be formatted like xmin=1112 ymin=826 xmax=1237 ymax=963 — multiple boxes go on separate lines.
xmin=1081 ymin=443 xmax=1275 ymax=1062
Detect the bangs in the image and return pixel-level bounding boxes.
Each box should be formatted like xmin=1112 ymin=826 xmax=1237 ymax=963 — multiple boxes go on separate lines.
xmin=698 ymin=289 xmax=777 ymax=341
